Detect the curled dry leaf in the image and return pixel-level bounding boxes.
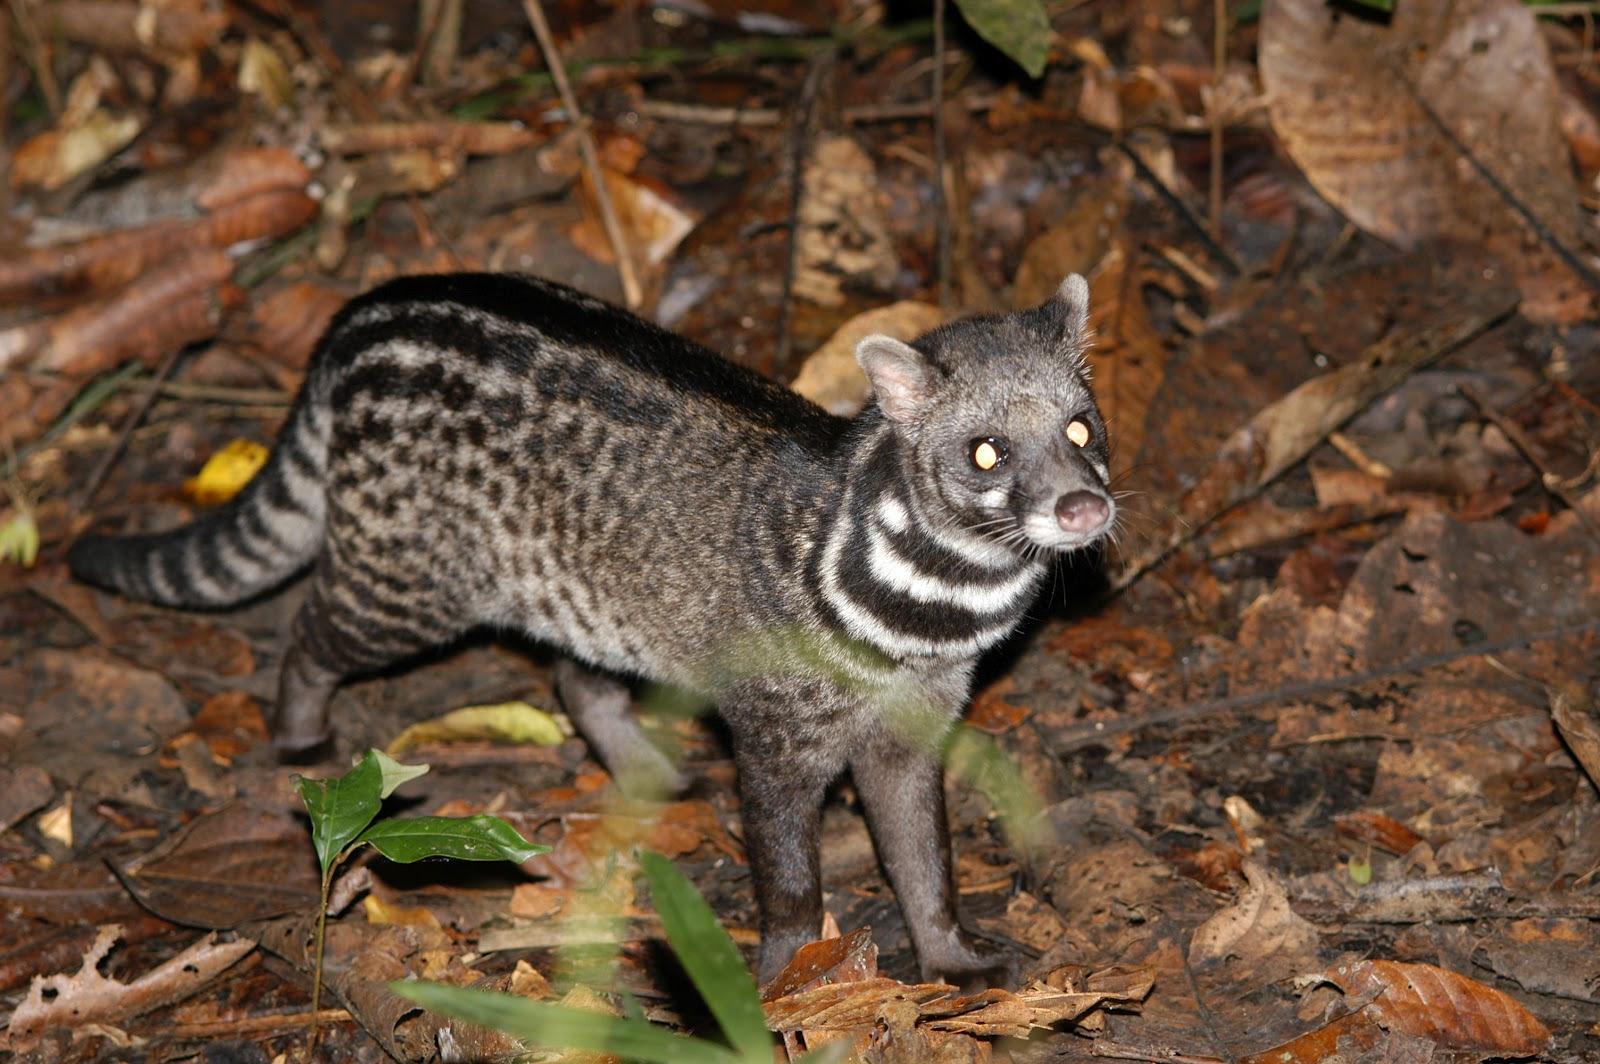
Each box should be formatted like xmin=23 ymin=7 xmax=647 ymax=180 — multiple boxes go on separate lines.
xmin=790 ymin=301 xmax=947 ymax=416
xmin=0 ymin=248 xmax=238 ymax=378
xmin=1333 ymin=811 xmax=1426 ymax=856
xmin=1315 ymin=959 xmax=1552 ymax=1055
xmin=1261 ymin=0 xmax=1590 ymax=323
xmin=2 ymin=925 xmax=255 ymax=1045
xmin=0 ymin=188 xmax=315 ymax=305
xmin=11 ymin=110 xmax=141 ymax=192
xmin=1188 ymin=862 xmax=1320 ymax=986
xmin=41 ymin=1 xmax=226 ymax=57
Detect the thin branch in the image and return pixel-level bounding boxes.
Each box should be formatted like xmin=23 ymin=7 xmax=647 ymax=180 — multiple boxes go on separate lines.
xmin=74 ymin=343 xmax=187 ymax=510
xmin=1208 ymin=0 xmax=1226 ymax=242
xmin=1460 ymin=382 xmax=1600 ymax=545
xmin=1117 ymin=141 xmax=1242 ymax=277
xmin=775 ymin=52 xmax=833 ymax=370
xmin=1050 ymin=619 xmax=1600 ymax=754
xmin=520 ymin=0 xmax=642 ymax=309
xmin=933 ymin=0 xmax=952 ymax=307
xmin=1395 ymin=66 xmax=1600 ymax=295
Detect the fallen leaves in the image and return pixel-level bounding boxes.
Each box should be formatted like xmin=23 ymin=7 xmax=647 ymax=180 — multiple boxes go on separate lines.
xmin=3 ymin=925 xmax=255 ymax=1048
xmin=1261 ymin=0 xmax=1590 ymax=323
xmin=1312 ymin=960 xmax=1551 ymax=1056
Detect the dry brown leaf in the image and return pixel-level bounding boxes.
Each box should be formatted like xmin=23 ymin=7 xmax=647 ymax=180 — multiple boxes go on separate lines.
xmin=3 ymin=925 xmax=254 ymax=1046
xmin=189 ymin=691 xmax=269 ymax=760
xmin=1010 ymin=177 xmax=1127 ymax=308
xmin=1315 ymin=959 xmax=1552 ymax=1055
xmin=964 ymin=677 xmax=1030 ymax=736
xmin=1549 ymin=680 xmax=1600 ymax=795
xmin=793 ymin=136 xmax=898 ymax=307
xmin=0 ymin=188 xmax=313 ymax=306
xmin=1083 ymin=245 xmax=1170 ymax=485
xmin=1189 ymin=862 xmax=1321 ymax=985
xmin=1261 ymin=0 xmax=1591 ymax=323
xmin=11 ymin=110 xmax=140 ymax=192
xmin=789 ymin=301 xmax=946 ymax=417
xmin=1115 ymin=293 xmax=1516 ymax=587
xmin=1333 ymin=811 xmax=1426 ymax=857
xmin=762 ymin=925 xmax=878 ymax=1002
xmin=0 ymin=249 xmax=239 ymax=379
xmin=41 ymin=1 xmax=226 ymax=57
xmin=1239 ymin=1009 xmax=1387 ymax=1064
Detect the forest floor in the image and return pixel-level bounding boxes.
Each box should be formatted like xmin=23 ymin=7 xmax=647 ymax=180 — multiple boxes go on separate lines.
xmin=2 ymin=0 xmax=1600 ymax=1061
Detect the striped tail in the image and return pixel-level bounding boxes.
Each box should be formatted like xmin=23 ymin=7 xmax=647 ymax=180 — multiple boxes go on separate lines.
xmin=68 ymin=392 xmax=331 ymax=608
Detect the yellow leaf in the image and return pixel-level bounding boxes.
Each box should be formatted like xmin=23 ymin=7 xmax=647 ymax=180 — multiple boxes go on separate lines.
xmin=362 ymin=895 xmax=441 ymax=928
xmin=387 ymin=701 xmax=568 ymax=756
xmin=0 ymin=509 xmax=39 ymax=567
xmin=184 ymin=439 xmax=270 ymax=506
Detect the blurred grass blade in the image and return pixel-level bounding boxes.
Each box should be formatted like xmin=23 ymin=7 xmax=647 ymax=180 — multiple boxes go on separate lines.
xmin=356 ymin=815 xmax=545 ymax=864
xmin=390 ymin=982 xmax=742 ymax=1064
xmin=639 ymin=851 xmax=769 ymax=1061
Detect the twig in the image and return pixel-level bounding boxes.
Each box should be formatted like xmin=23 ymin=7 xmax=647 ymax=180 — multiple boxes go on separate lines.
xmin=75 ymin=344 xmax=186 ymax=510
xmin=1091 ymin=1041 xmax=1225 ymax=1064
xmin=636 ymin=95 xmax=1001 ymax=127
xmin=1460 ymin=383 xmax=1600 ymax=545
xmin=1116 ymin=141 xmax=1243 ymax=277
xmin=933 ymin=0 xmax=952 ymax=307
xmin=148 ymin=1008 xmax=352 ymax=1040
xmin=1111 ymin=296 xmax=1516 ymax=590
xmin=520 ymin=0 xmax=641 ymax=309
xmin=1327 ymin=431 xmax=1394 ymax=478
xmin=1050 ymin=619 xmax=1600 ymax=753
xmin=1394 ymin=66 xmax=1600 ymax=296
xmin=9 ymin=0 xmax=61 ymax=117
xmin=1209 ymin=0 xmax=1226 ymax=242
xmin=774 ymin=51 xmax=833 ymax=369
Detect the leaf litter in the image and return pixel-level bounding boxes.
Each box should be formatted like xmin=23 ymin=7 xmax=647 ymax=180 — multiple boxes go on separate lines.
xmin=1 ymin=0 xmax=1599 ymax=1061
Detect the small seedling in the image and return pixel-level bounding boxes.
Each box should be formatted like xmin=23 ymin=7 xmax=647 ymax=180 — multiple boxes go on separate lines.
xmin=294 ymin=749 xmax=545 ymax=1044
xmin=393 ymin=851 xmax=844 ymax=1063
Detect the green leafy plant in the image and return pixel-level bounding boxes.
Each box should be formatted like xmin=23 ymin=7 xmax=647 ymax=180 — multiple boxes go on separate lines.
xmin=952 ymin=0 xmax=1051 ymax=78
xmin=294 ymin=749 xmax=545 ymax=1039
xmin=393 ymin=851 xmax=843 ymax=1062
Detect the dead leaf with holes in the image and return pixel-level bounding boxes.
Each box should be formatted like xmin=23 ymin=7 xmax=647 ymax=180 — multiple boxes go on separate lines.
xmin=1261 ymin=0 xmax=1590 ymax=323
xmin=1189 ymin=862 xmax=1321 ymax=987
xmin=2 ymin=925 xmax=255 ymax=1047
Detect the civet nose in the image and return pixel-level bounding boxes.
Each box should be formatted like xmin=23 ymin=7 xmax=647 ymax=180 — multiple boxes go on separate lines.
xmin=1055 ymin=490 xmax=1109 ymax=533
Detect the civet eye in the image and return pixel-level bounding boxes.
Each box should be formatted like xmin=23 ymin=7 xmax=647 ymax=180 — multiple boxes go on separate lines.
xmin=969 ymin=437 xmax=1007 ymax=471
xmin=1065 ymin=419 xmax=1092 ymax=448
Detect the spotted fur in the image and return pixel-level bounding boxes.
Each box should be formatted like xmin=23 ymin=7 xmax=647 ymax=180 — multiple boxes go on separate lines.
xmin=69 ymin=271 xmax=1113 ymax=986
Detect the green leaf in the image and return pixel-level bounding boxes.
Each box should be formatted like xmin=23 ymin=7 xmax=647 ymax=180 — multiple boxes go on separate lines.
xmin=356 ymin=815 xmax=546 ymax=865
xmin=389 ymin=982 xmax=742 ymax=1064
xmin=369 ymin=749 xmax=429 ymax=797
xmin=0 ymin=510 xmax=38 ymax=568
xmin=640 ymin=852 xmax=769 ymax=1062
xmin=294 ymin=750 xmax=383 ymax=873
xmin=952 ymin=0 xmax=1051 ymax=78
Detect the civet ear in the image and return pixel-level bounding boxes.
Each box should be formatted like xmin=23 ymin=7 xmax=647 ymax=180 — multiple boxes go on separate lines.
xmin=856 ymin=335 xmax=935 ymax=424
xmin=1051 ymin=274 xmax=1090 ymax=346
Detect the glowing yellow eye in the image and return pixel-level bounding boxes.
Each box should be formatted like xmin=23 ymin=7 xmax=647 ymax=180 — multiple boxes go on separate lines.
xmin=1066 ymin=419 xmax=1092 ymax=447
xmin=970 ymin=438 xmax=1005 ymax=471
